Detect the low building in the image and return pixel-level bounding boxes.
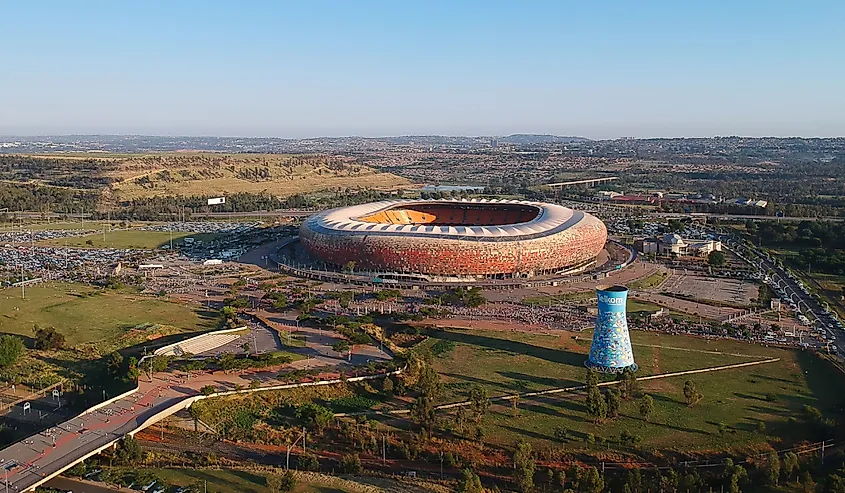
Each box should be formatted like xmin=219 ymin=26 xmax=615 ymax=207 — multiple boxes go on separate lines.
xmin=633 ymin=238 xmax=659 ymax=254
xmin=633 ymin=233 xmax=722 ymax=257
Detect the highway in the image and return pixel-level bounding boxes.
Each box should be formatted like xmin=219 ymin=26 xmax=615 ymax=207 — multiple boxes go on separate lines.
xmin=722 ymin=235 xmax=845 ymax=358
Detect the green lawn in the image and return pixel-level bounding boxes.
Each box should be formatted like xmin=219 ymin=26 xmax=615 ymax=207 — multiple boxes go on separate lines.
xmin=628 ymin=270 xmax=669 ymax=290
xmin=37 ymin=230 xmax=220 ymax=249
xmin=425 ymin=327 xmax=845 ymax=456
xmin=0 ymin=282 xmax=218 ymax=348
xmin=116 ymin=468 xmax=348 ymax=493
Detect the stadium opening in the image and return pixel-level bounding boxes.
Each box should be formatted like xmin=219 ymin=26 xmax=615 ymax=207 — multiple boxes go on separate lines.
xmin=299 ymin=199 xmax=608 ymax=278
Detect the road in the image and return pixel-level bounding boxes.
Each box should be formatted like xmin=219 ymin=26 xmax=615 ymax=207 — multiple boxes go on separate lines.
xmin=722 ymin=235 xmax=845 ymax=357
xmin=0 ymin=348 xmax=390 ymax=492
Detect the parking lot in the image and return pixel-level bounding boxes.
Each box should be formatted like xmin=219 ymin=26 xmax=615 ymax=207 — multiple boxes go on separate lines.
xmin=661 ymin=273 xmax=759 ymax=306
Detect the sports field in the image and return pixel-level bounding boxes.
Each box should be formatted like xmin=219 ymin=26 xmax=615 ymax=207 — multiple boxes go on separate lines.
xmin=425 ymin=327 xmax=844 ymax=455
xmin=37 ymin=230 xmax=220 ymax=249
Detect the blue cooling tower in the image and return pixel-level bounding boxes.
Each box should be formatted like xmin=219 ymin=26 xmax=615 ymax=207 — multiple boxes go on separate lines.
xmin=586 ymin=285 xmax=638 ymax=373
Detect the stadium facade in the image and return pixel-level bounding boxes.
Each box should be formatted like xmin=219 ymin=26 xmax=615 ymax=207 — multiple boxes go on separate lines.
xmin=586 ymin=286 xmax=638 ymax=373
xmin=298 ymin=199 xmax=607 ymax=277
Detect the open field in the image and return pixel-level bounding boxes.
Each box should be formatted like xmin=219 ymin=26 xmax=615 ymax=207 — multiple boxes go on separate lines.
xmin=1 ymin=154 xmax=410 ymax=203
xmin=425 ymin=328 xmax=844 ymax=456
xmin=0 ymin=282 xmax=218 ymax=348
xmin=628 ymin=270 xmax=668 ymax=290
xmin=107 ymin=468 xmax=349 ymax=493
xmin=660 ymin=274 xmax=759 ymax=306
xmin=37 ymin=229 xmax=220 ymax=249
xmin=104 ymin=154 xmax=410 ymax=200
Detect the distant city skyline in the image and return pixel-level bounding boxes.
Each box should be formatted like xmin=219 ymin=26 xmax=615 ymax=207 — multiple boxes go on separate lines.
xmin=1 ymin=1 xmax=843 ymax=139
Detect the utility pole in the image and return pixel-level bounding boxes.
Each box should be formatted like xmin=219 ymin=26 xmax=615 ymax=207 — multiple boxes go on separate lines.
xmin=382 ymin=434 xmax=386 ymax=464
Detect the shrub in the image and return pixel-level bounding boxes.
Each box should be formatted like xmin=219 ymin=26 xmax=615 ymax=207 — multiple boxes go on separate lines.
xmin=297 ymin=452 xmax=320 ymax=471
xmin=339 ymin=453 xmax=362 ymax=474
xmin=0 ymin=335 xmax=24 ymax=368
xmin=34 ymin=326 xmax=66 ymax=350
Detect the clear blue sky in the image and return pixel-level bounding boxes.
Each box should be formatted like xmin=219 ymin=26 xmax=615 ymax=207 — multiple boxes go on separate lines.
xmin=1 ymin=0 xmax=843 ymax=138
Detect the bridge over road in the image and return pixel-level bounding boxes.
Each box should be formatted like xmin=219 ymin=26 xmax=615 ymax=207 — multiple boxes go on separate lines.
xmin=0 ymin=359 xmax=393 ymax=492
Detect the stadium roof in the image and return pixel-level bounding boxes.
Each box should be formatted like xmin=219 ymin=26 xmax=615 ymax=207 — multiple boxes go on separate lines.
xmin=306 ymin=199 xmax=586 ymax=239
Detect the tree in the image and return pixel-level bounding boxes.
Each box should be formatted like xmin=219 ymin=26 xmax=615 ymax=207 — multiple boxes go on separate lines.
xmin=554 ymin=469 xmax=567 ymax=491
xmin=339 ymin=453 xmax=362 ymax=474
xmin=296 ymin=403 xmax=334 ymax=433
xmin=765 ymin=451 xmax=781 ymax=486
xmin=125 ymin=356 xmax=141 ymax=382
xmin=382 ymin=376 xmax=394 ymax=396
xmin=580 ymin=467 xmax=604 ymax=493
xmin=639 ymin=394 xmax=655 ymax=422
xmin=0 ymin=335 xmax=24 ymax=368
xmin=587 ymin=387 xmax=607 ymax=423
xmin=33 ymin=326 xmax=65 ymax=350
xmin=415 ymin=365 xmax=441 ymax=398
xmin=620 ymin=368 xmax=640 ymax=399
xmin=332 ymin=339 xmax=350 ymax=356
xmin=150 ymin=355 xmax=171 ymax=374
xmin=106 ymin=351 xmax=124 ymax=376
xmin=683 ymin=380 xmax=703 ymax=407
xmin=605 ymin=389 xmax=621 ymax=418
xmin=586 ymin=368 xmax=599 ymax=389
xmin=115 ymin=435 xmax=142 ymax=464
xmin=297 ymin=452 xmax=320 ymax=472
xmin=411 ymin=395 xmax=436 ymax=435
xmin=708 ymin=250 xmax=727 ymax=266
xmin=266 ymin=471 xmax=297 ymax=491
xmin=457 ymin=468 xmax=484 ymax=493
xmin=343 ymin=261 xmax=356 ymax=274
xmin=782 ymin=452 xmax=800 ymax=483
xmin=468 ymin=385 xmax=490 ymax=422
xmin=200 ymin=385 xmax=216 ymax=396
xmin=513 ymin=438 xmax=535 ymax=493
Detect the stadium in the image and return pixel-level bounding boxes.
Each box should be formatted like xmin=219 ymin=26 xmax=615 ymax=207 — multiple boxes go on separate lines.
xmin=298 ymin=199 xmax=608 ymax=278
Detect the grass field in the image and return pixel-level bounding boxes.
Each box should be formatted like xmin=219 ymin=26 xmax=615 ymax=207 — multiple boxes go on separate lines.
xmin=116 ymin=468 xmax=348 ymax=493
xmin=0 ymin=282 xmax=218 ymax=348
xmin=424 ymin=327 xmax=845 ymax=456
xmin=37 ymin=229 xmax=220 ymax=249
xmin=628 ymin=270 xmax=669 ymax=290
xmin=0 ymin=282 xmax=219 ymax=387
xmin=105 ymin=153 xmax=410 ymax=200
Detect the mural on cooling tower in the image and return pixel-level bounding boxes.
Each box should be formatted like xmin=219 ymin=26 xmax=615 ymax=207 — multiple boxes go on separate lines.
xmin=586 ymin=286 xmax=638 ymax=372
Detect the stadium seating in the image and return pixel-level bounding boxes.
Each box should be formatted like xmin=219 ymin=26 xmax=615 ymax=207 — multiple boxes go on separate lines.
xmin=359 ymin=204 xmax=538 ymax=226
xmin=158 ymin=333 xmax=241 ymax=357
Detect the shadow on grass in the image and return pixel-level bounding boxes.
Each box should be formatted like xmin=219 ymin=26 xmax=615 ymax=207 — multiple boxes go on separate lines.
xmin=497 ymin=370 xmax=581 ymax=389
xmin=166 ymin=468 xmax=265 ymax=493
xmin=430 ymin=330 xmax=584 ymax=367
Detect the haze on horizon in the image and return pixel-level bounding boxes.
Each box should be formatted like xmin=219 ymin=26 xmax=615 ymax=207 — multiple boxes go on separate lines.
xmin=1 ymin=0 xmax=843 ymax=140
